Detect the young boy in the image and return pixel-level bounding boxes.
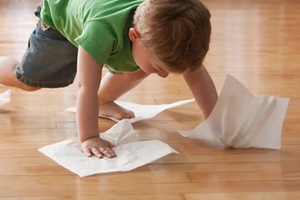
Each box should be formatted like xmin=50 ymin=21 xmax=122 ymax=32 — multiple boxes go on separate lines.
xmin=0 ymin=0 xmax=218 ymax=159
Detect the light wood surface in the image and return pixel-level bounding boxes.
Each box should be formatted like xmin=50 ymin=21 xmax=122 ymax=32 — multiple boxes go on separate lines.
xmin=0 ymin=0 xmax=300 ymax=199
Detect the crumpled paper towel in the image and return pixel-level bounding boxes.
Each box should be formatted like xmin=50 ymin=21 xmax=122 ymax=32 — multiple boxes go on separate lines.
xmin=179 ymin=75 xmax=289 ymax=149
xmin=39 ymin=120 xmax=178 ymax=177
xmin=0 ymin=90 xmax=10 ymax=106
xmin=66 ymin=99 xmax=194 ymax=123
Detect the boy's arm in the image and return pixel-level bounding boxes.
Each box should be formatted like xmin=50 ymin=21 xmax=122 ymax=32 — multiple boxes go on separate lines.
xmin=183 ymin=65 xmax=218 ymax=119
xmin=76 ymin=46 xmax=116 ymax=158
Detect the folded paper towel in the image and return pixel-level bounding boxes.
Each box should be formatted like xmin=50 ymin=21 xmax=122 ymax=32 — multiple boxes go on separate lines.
xmin=179 ymin=75 xmax=289 ymax=149
xmin=39 ymin=120 xmax=178 ymax=177
xmin=0 ymin=90 xmax=10 ymax=106
xmin=66 ymin=99 xmax=194 ymax=123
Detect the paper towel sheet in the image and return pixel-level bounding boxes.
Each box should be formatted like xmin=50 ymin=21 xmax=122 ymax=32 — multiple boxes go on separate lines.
xmin=179 ymin=75 xmax=289 ymax=149
xmin=39 ymin=120 xmax=178 ymax=177
xmin=0 ymin=90 xmax=10 ymax=106
xmin=66 ymin=99 xmax=194 ymax=123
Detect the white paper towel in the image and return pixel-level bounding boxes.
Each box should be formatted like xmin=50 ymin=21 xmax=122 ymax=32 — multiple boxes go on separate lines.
xmin=66 ymin=99 xmax=194 ymax=123
xmin=39 ymin=120 xmax=178 ymax=177
xmin=0 ymin=90 xmax=10 ymax=106
xmin=179 ymin=75 xmax=289 ymax=149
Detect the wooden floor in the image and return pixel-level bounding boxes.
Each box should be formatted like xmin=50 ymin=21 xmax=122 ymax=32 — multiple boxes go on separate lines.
xmin=1 ymin=0 xmax=300 ymax=199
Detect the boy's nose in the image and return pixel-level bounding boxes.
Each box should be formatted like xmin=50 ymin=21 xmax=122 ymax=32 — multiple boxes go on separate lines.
xmin=156 ymin=71 xmax=169 ymax=78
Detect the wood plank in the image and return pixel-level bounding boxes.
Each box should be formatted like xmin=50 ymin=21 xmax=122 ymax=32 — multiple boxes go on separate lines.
xmin=0 ymin=0 xmax=299 ymax=199
xmin=184 ymin=191 xmax=300 ymax=200
xmin=188 ymin=171 xmax=300 ymax=182
xmin=1 ymin=177 xmax=300 ymax=196
xmin=0 ymin=194 xmax=184 ymax=200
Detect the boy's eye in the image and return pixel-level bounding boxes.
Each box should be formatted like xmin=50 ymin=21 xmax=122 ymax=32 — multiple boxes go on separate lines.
xmin=153 ymin=66 xmax=161 ymax=72
xmin=152 ymin=66 xmax=158 ymax=72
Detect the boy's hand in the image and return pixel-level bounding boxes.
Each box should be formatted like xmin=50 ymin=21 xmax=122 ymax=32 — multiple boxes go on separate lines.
xmin=81 ymin=137 xmax=116 ymax=159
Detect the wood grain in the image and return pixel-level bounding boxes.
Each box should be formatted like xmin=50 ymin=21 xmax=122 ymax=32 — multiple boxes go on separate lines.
xmin=0 ymin=0 xmax=299 ymax=199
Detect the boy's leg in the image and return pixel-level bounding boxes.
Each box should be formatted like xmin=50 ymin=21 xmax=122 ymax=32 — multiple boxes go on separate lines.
xmin=98 ymin=70 xmax=149 ymax=119
xmin=0 ymin=57 xmax=40 ymax=91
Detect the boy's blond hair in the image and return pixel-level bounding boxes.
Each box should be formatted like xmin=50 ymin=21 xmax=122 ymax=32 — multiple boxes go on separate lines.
xmin=134 ymin=0 xmax=211 ymax=73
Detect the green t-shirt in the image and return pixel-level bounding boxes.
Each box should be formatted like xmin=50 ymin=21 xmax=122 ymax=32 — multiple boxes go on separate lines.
xmin=41 ymin=0 xmax=143 ymax=72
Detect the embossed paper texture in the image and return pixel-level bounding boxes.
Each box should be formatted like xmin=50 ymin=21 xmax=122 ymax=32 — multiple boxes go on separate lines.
xmin=179 ymin=75 xmax=289 ymax=149
xmin=66 ymin=99 xmax=194 ymax=123
xmin=39 ymin=120 xmax=178 ymax=177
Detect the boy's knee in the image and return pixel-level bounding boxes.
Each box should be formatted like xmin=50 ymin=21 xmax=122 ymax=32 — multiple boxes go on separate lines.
xmin=17 ymin=82 xmax=41 ymax=91
xmin=23 ymin=87 xmax=41 ymax=92
xmin=0 ymin=57 xmax=18 ymax=71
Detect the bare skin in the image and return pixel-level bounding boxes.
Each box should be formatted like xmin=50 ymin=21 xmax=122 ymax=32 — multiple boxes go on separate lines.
xmin=97 ymin=70 xmax=149 ymax=119
xmin=76 ymin=46 xmax=116 ymax=159
xmin=0 ymin=26 xmax=218 ymax=159
xmin=94 ymin=27 xmax=169 ymax=121
xmin=0 ymin=57 xmax=40 ymax=91
xmin=183 ymin=66 xmax=218 ymax=119
xmin=77 ymin=27 xmax=171 ymax=158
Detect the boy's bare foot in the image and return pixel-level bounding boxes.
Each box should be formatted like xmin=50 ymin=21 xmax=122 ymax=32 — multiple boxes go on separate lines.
xmin=98 ymin=100 xmax=135 ymax=120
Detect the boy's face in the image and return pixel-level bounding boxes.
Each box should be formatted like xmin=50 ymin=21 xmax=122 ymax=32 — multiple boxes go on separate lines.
xmin=129 ymin=28 xmax=169 ymax=78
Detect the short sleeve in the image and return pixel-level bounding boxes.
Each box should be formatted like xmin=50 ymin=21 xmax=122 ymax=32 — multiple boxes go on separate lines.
xmin=75 ymin=21 xmax=116 ymax=66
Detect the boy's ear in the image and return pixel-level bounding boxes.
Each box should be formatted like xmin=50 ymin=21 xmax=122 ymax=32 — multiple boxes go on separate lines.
xmin=129 ymin=27 xmax=140 ymax=42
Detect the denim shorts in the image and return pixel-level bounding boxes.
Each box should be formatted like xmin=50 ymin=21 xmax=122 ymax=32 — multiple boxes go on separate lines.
xmin=14 ymin=5 xmax=78 ymax=88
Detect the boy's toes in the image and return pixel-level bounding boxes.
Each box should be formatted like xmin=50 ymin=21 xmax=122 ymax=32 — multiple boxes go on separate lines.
xmin=98 ymin=101 xmax=135 ymax=120
xmin=126 ymin=110 xmax=135 ymax=118
xmin=115 ymin=111 xmax=134 ymax=120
